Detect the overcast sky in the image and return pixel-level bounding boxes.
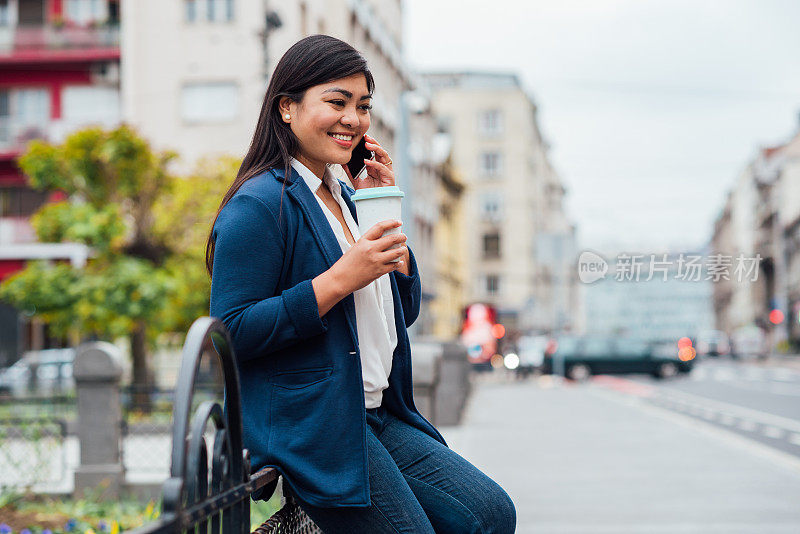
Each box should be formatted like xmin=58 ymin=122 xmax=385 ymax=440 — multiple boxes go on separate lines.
xmin=404 ymin=0 xmax=800 ymax=254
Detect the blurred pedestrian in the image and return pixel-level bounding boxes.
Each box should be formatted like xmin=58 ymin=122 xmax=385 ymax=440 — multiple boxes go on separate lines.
xmin=207 ymin=35 xmax=515 ymax=533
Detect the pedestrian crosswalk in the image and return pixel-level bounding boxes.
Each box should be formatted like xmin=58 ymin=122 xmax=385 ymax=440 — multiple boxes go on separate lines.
xmin=689 ymin=363 xmax=800 ymax=383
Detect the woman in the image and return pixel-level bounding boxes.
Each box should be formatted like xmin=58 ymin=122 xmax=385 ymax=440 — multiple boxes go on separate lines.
xmin=208 ymin=35 xmax=516 ymax=533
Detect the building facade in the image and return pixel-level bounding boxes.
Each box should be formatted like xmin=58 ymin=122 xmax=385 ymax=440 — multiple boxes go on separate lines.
xmin=427 ymin=132 xmax=466 ymax=340
xmin=0 ymin=0 xmax=120 ymax=362
xmin=424 ymin=71 xmax=578 ymax=335
xmin=712 ymin=121 xmax=800 ymax=351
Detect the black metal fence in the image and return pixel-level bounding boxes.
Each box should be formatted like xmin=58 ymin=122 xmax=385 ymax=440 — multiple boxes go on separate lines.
xmin=129 ymin=317 xmax=320 ymax=534
xmin=0 ymin=416 xmax=68 ymax=490
xmin=0 ymin=393 xmax=76 ymax=420
xmin=121 ymin=386 xmax=174 ymax=476
xmin=0 ymin=393 xmax=74 ymax=490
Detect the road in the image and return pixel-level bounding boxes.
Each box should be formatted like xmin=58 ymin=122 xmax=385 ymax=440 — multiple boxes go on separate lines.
xmin=440 ymin=358 xmax=800 ymax=533
xmin=626 ymin=358 xmax=800 ymax=458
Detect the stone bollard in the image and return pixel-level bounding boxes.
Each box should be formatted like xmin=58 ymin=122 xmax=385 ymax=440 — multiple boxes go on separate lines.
xmin=432 ymin=342 xmax=470 ymax=426
xmin=410 ymin=340 xmax=443 ymax=424
xmin=73 ymin=341 xmax=124 ymax=499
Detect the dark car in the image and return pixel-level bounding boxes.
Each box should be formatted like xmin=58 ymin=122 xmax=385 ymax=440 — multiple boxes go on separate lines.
xmin=542 ymin=336 xmax=693 ymax=380
xmin=0 ymin=348 xmax=75 ymax=396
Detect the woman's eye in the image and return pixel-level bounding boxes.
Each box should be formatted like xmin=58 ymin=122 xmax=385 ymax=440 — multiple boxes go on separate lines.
xmin=329 ymin=100 xmax=345 ymax=106
xmin=360 ymin=104 xmax=373 ymax=111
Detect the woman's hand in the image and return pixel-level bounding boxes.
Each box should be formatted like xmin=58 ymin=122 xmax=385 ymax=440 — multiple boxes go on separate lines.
xmin=312 ymin=221 xmax=408 ymax=316
xmin=332 ymin=219 xmax=407 ymax=292
xmin=342 ymin=134 xmax=395 ymax=190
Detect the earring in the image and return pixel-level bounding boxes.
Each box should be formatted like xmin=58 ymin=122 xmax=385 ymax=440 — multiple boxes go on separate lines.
xmin=284 ymin=114 xmax=291 ymax=121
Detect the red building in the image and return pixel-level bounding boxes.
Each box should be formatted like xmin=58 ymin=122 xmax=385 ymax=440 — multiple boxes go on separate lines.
xmin=0 ymin=0 xmax=120 ymax=365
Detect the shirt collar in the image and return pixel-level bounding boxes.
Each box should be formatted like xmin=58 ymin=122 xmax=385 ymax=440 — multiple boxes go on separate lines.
xmin=290 ymin=158 xmax=342 ymax=197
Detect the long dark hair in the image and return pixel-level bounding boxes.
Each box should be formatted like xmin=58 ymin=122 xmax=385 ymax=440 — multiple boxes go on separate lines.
xmin=205 ymin=34 xmax=375 ymax=275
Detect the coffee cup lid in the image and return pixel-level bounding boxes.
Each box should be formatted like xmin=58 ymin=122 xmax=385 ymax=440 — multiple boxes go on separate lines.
xmin=351 ymin=185 xmax=405 ymax=201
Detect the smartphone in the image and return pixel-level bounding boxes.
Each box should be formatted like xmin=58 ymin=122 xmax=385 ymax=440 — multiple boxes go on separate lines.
xmin=346 ymin=135 xmax=374 ymax=182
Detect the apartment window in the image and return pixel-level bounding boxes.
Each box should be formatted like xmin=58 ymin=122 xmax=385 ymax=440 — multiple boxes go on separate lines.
xmin=107 ymin=0 xmax=119 ymax=24
xmin=181 ymin=82 xmax=239 ymax=123
xmin=65 ymin=0 xmax=106 ymax=25
xmin=62 ymin=85 xmax=120 ymax=126
xmin=185 ymin=0 xmax=197 ymax=22
xmin=17 ymin=88 xmax=49 ymax=124
xmin=481 ymin=193 xmax=503 ymax=221
xmin=478 ymin=152 xmax=503 ymax=177
xmin=18 ymin=0 xmax=45 ymax=24
xmin=0 ymin=88 xmax=50 ymax=147
xmin=483 ymin=232 xmax=501 ymax=259
xmin=207 ymin=0 xmax=232 ymax=22
xmin=477 ymin=109 xmax=503 ymax=136
xmin=0 ymin=91 xmax=8 ymax=144
xmin=486 ymin=274 xmax=500 ymax=295
xmin=0 ymin=0 xmax=9 ymax=26
xmin=0 ymin=187 xmax=49 ymax=218
xmin=185 ymin=0 xmax=233 ymax=23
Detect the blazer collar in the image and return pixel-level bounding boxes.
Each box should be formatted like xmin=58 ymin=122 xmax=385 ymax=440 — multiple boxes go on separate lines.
xmin=270 ymin=166 xmax=360 ymax=345
xmin=271 ymin=165 xmax=358 ymax=222
xmin=339 ymin=180 xmax=359 ymax=223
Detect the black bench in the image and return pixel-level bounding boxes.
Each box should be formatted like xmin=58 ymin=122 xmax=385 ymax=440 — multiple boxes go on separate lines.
xmin=129 ymin=317 xmax=321 ymax=534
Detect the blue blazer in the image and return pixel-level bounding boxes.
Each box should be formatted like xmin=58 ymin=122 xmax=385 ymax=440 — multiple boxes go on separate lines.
xmin=209 ymin=166 xmax=448 ymax=507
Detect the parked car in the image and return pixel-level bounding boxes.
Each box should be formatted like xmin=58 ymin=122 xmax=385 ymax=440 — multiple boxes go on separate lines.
xmin=695 ymin=329 xmax=731 ymax=357
xmin=730 ymin=325 xmax=767 ymax=360
xmin=541 ymin=335 xmax=583 ymax=379
xmin=542 ymin=336 xmax=694 ymax=380
xmin=0 ymin=348 xmax=75 ymax=396
xmin=513 ymin=335 xmax=549 ymax=377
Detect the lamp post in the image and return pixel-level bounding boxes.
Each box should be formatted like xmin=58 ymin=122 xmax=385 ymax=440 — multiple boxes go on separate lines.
xmin=259 ymin=10 xmax=282 ymax=82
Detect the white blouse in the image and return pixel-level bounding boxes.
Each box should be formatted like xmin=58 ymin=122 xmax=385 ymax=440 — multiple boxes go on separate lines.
xmin=290 ymin=158 xmax=397 ymax=409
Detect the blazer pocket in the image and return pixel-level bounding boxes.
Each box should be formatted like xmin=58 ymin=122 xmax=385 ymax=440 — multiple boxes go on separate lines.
xmin=271 ymin=366 xmax=334 ymax=389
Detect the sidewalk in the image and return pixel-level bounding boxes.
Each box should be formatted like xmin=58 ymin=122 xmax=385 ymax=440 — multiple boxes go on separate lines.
xmin=765 ymin=353 xmax=800 ymax=370
xmin=439 ymin=375 xmax=800 ymax=533
xmin=746 ymin=353 xmax=800 ymax=371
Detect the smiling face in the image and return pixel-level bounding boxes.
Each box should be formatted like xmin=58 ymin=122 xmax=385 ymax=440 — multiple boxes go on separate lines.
xmin=279 ymin=73 xmax=373 ymax=178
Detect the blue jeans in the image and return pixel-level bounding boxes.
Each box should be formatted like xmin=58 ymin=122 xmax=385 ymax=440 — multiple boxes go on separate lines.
xmin=291 ymin=404 xmax=517 ymax=533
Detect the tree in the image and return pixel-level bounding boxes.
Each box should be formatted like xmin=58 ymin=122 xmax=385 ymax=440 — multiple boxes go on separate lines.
xmin=150 ymin=155 xmax=240 ymax=334
xmin=0 ymin=125 xmax=237 ymax=410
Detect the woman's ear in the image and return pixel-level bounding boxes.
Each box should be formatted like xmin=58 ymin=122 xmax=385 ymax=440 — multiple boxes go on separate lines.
xmin=278 ymin=97 xmax=294 ymax=123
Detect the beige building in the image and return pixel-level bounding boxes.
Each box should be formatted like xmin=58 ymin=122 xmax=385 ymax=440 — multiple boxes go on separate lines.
xmin=122 ymin=0 xmax=407 ymax=170
xmin=713 ymin=153 xmax=773 ymax=336
xmin=712 ymin=122 xmax=800 ymax=350
xmin=429 ymin=142 xmax=467 ymax=339
xmin=121 ymin=0 xmax=266 ymax=168
xmin=424 ymin=71 xmax=578 ymax=334
xmin=403 ymin=88 xmax=447 ymax=336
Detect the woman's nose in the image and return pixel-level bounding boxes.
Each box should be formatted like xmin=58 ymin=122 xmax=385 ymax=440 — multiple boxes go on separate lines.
xmin=340 ymin=109 xmax=359 ymax=128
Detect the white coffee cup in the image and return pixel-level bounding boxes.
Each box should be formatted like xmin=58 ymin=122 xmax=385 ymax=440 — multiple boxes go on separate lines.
xmin=351 ymin=185 xmax=405 ymax=262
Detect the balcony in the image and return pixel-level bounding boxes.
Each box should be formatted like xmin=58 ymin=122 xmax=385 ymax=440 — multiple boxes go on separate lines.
xmin=0 ymin=24 xmax=120 ymax=63
xmin=0 ymin=116 xmax=120 ymax=158
xmin=0 ymin=217 xmax=37 ymax=245
xmin=0 ymin=117 xmax=51 ymax=157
